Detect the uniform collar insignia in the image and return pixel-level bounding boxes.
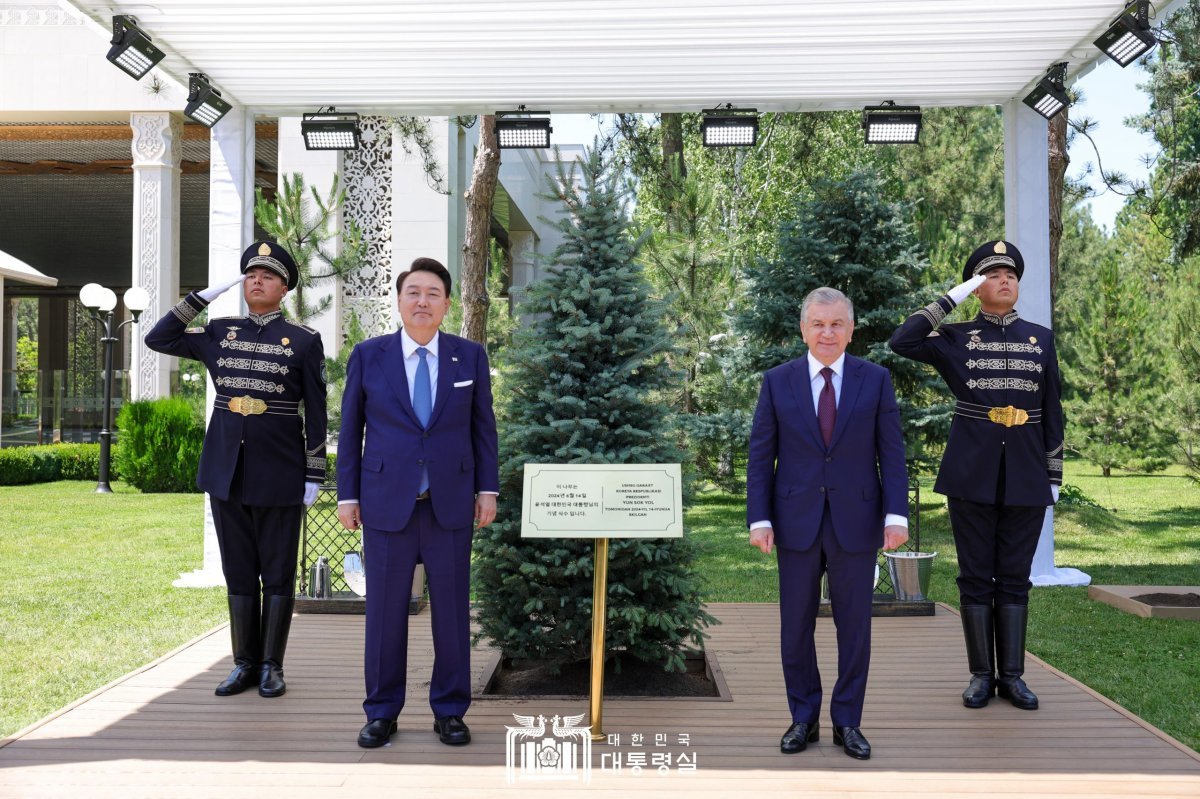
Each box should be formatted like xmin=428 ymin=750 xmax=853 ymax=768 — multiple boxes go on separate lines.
xmin=248 ymin=310 xmax=282 ymax=326
xmin=979 ymin=310 xmax=1020 ymax=326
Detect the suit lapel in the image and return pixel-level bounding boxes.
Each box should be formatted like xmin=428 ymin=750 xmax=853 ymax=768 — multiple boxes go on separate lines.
xmin=427 ymin=333 xmax=458 ymax=428
xmin=787 ymin=357 xmax=826 ymax=450
xmin=380 ymin=330 xmax=421 ymax=427
xmin=830 ymin=356 xmax=864 ymax=449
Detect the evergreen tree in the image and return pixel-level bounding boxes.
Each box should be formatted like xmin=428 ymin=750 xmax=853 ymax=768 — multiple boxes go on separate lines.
xmin=472 ymin=147 xmax=714 ymax=673
xmin=735 ymin=169 xmax=947 ymax=459
xmin=1060 ymin=239 xmax=1172 ymax=475
xmin=253 ymin=173 xmax=366 ymax=323
xmin=1167 ymin=254 xmax=1200 ymax=479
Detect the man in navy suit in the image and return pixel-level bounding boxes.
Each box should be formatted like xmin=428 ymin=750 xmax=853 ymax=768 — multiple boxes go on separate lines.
xmin=747 ymin=287 xmax=909 ymax=760
xmin=337 ymin=258 xmax=499 ymax=749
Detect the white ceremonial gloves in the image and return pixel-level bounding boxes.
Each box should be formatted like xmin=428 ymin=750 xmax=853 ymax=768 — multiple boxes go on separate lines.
xmin=948 ymin=273 xmax=987 ymax=305
xmin=198 ymin=274 xmax=247 ymax=303
xmin=303 ymin=481 xmax=320 ymax=507
xmin=1051 ymin=484 xmax=1060 ymax=504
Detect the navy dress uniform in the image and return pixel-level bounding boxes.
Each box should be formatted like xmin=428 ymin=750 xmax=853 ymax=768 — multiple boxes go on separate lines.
xmin=889 ymin=240 xmax=1062 ymax=711
xmin=144 ymin=241 xmax=327 ymax=698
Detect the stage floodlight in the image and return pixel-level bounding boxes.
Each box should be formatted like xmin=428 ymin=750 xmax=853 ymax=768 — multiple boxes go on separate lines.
xmin=862 ymin=102 xmax=922 ymax=144
xmin=495 ymin=110 xmax=553 ymax=149
xmin=184 ymin=73 xmax=232 ymax=128
xmin=1023 ymin=63 xmax=1071 ymax=120
xmin=301 ymin=109 xmax=361 ymax=150
xmin=701 ymin=108 xmax=759 ymax=147
xmin=106 ymin=16 xmax=164 ymax=81
xmin=1094 ymin=1 xmax=1158 ymax=67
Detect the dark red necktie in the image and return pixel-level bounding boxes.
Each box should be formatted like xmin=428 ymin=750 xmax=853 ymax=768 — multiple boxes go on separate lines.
xmin=818 ymin=366 xmax=836 ymax=447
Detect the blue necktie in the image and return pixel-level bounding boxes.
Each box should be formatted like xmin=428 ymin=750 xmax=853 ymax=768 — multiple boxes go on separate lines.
xmin=414 ymin=347 xmax=431 ymax=493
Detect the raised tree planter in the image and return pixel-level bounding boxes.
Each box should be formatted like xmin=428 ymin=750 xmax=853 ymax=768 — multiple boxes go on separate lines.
xmin=1088 ymin=585 xmax=1200 ymax=620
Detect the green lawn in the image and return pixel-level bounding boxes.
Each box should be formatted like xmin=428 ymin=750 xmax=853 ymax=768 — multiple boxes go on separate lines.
xmin=0 ymin=482 xmax=223 ymax=738
xmin=3 ymin=466 xmax=1198 ymax=752
xmin=689 ymin=459 xmax=1200 ymax=751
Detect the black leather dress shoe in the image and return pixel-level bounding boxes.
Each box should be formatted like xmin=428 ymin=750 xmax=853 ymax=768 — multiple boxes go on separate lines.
xmin=832 ymin=726 xmax=871 ymax=760
xmin=214 ymin=663 xmax=257 ymax=696
xmin=358 ymin=719 xmax=398 ymax=748
xmin=258 ymin=662 xmax=286 ymax=698
xmin=433 ymin=715 xmax=471 ymax=746
xmin=779 ymin=721 xmax=819 ymax=754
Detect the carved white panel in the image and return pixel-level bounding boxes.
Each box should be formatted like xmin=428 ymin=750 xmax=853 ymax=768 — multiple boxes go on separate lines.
xmin=342 ymin=116 xmax=394 ymax=338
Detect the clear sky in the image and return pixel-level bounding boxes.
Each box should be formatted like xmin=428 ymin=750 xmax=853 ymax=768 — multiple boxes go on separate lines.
xmin=548 ymin=57 xmax=1158 ymax=234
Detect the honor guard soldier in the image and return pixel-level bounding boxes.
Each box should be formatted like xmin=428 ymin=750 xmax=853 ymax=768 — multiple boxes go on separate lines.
xmin=889 ymin=240 xmax=1062 ymax=712
xmin=145 ymin=240 xmax=327 ymax=699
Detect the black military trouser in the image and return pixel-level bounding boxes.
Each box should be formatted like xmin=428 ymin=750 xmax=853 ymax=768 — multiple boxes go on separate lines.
xmin=210 ymin=452 xmax=303 ymax=597
xmin=947 ymin=498 xmax=1045 ymax=606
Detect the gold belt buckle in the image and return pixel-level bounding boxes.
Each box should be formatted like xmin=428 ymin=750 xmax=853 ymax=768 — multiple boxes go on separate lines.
xmin=228 ymin=395 xmax=267 ymax=416
xmin=987 ymin=405 xmax=1028 ymax=427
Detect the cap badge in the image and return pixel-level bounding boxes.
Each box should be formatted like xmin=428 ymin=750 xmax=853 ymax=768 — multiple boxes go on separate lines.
xmin=1029 ymin=336 xmax=1037 ymax=344
xmin=994 ymin=241 xmax=1007 ymax=254
xmin=258 ymin=242 xmax=272 ymax=256
xmin=226 ymin=331 xmax=237 ymax=340
xmin=281 ymin=337 xmax=290 ymax=346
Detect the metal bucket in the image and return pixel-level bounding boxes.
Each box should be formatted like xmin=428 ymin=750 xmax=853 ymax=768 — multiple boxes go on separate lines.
xmin=308 ymin=555 xmax=332 ymax=599
xmin=883 ymin=551 xmax=937 ymax=601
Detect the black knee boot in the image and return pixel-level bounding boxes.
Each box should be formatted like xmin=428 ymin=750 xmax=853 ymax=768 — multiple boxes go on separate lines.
xmin=215 ymin=594 xmax=260 ymax=696
xmin=960 ymin=604 xmax=995 ymax=708
xmin=259 ymin=594 xmax=294 ymax=698
xmin=995 ymin=604 xmax=1038 ymax=710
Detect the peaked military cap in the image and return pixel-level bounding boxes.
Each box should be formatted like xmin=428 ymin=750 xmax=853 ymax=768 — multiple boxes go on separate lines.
xmin=241 ymin=240 xmax=298 ymax=290
xmin=963 ymin=240 xmax=1024 ymax=282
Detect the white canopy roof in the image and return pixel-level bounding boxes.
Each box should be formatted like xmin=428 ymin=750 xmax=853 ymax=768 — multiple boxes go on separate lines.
xmin=59 ymin=0 xmax=1180 ymax=116
xmin=0 ymin=248 xmax=58 ymax=286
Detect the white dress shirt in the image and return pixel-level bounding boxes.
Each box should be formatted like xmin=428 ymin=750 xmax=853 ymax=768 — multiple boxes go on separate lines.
xmin=750 ymin=352 xmax=907 ymax=532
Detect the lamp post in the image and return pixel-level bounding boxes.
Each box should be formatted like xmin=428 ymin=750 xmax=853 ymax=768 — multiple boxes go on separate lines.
xmin=78 ymin=283 xmax=149 ymax=493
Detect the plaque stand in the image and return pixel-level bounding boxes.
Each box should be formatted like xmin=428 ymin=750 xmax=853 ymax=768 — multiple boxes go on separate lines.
xmin=588 ymin=537 xmax=609 ymax=741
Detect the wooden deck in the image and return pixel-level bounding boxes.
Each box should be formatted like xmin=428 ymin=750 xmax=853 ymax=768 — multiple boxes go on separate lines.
xmin=1 ymin=603 xmax=1197 ymax=798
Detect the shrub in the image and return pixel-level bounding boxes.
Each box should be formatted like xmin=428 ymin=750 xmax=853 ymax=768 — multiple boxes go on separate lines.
xmin=0 ymin=444 xmax=111 ymax=486
xmin=114 ymin=398 xmax=204 ymax=493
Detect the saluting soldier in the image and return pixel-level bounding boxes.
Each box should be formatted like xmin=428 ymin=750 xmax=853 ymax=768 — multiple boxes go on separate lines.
xmin=145 ymin=241 xmax=327 ymax=699
xmin=889 ymin=240 xmax=1062 ymax=712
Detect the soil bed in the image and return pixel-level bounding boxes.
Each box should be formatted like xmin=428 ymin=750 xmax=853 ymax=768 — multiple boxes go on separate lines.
xmin=1130 ymin=592 xmax=1200 ymax=607
xmin=485 ymin=655 xmax=720 ymax=698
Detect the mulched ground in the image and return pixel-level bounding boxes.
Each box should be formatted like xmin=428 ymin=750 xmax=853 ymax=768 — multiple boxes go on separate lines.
xmin=485 ymin=656 xmax=720 ymax=698
xmin=1130 ymin=592 xmax=1200 ymax=607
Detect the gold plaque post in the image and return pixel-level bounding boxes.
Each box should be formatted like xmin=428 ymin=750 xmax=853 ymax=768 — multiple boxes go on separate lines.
xmin=588 ymin=536 xmax=609 ymax=742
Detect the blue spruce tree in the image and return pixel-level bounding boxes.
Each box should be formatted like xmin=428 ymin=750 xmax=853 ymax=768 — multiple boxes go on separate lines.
xmin=473 ymin=147 xmax=714 ymax=672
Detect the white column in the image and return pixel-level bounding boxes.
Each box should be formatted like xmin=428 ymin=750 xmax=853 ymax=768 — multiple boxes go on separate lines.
xmin=174 ymin=107 xmax=256 ymax=589
xmin=1003 ymin=100 xmax=1089 ymax=588
xmin=129 ymin=112 xmax=183 ymax=401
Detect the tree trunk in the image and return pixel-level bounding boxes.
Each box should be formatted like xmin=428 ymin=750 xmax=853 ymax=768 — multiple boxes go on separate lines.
xmin=661 ymin=113 xmax=686 ymax=233
xmin=1048 ymin=110 xmax=1069 ymax=321
xmin=661 ymin=113 xmax=686 ymax=181
xmin=460 ymin=115 xmax=500 ymax=345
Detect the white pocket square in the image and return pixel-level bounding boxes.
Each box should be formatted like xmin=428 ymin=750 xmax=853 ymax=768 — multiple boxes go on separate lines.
xmin=453 ymin=380 xmax=474 ymax=388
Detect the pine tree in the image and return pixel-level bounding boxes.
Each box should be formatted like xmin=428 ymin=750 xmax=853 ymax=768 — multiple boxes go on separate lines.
xmin=472 ymin=147 xmax=714 ymax=673
xmin=1061 ymin=248 xmax=1172 ymax=475
xmin=253 ymin=173 xmax=366 ymax=323
xmin=734 ymin=169 xmax=948 ymax=460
